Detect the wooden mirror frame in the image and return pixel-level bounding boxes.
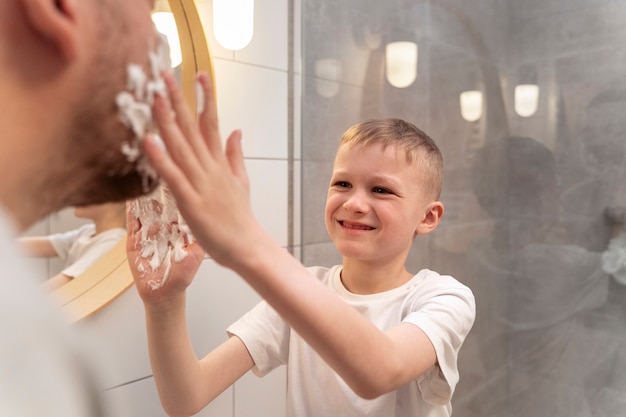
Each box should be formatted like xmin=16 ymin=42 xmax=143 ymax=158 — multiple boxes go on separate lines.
xmin=52 ymin=0 xmax=214 ymax=322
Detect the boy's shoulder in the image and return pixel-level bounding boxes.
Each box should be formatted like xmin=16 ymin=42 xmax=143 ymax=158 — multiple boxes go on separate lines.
xmin=410 ymin=268 xmax=473 ymax=295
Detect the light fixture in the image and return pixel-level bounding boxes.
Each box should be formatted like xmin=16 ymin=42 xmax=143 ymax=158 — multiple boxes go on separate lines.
xmin=460 ymin=90 xmax=483 ymax=122
xmin=315 ymin=59 xmax=342 ymax=98
xmin=385 ymin=41 xmax=418 ymax=88
xmin=213 ymin=0 xmax=254 ymax=51
xmin=514 ymin=84 xmax=539 ymax=117
xmin=151 ymin=0 xmax=182 ymax=68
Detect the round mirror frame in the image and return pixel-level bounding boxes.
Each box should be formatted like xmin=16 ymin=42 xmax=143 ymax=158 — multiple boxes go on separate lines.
xmin=52 ymin=0 xmax=214 ymax=322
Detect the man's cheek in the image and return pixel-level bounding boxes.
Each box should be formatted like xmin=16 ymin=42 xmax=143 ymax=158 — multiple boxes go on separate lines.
xmin=114 ymin=32 xmax=172 ymax=192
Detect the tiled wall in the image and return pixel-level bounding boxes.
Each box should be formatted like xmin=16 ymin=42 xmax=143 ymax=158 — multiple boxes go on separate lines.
xmin=22 ymin=0 xmax=298 ymax=416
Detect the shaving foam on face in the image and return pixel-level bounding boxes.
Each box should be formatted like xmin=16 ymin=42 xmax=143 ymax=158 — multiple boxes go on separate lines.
xmin=117 ymin=30 xmax=194 ymax=289
xmin=116 ymin=32 xmax=171 ymax=190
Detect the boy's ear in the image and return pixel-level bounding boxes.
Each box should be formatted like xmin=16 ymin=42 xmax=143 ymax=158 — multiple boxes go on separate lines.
xmin=416 ymin=201 xmax=444 ymax=235
xmin=22 ymin=0 xmax=79 ymax=61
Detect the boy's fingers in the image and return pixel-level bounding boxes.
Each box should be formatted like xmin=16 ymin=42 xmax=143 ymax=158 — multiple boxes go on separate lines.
xmin=152 ymin=93 xmax=208 ymax=189
xmin=196 ymin=72 xmax=223 ymax=157
xmin=142 ymin=134 xmax=198 ymax=204
xmin=161 ymin=72 xmax=212 ymax=168
xmin=224 ymin=130 xmax=249 ymax=190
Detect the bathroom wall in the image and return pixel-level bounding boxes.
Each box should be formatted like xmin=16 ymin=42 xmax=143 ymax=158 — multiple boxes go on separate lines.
xmin=22 ymin=0 xmax=297 ymax=416
xmin=300 ymin=0 xmax=626 ymax=416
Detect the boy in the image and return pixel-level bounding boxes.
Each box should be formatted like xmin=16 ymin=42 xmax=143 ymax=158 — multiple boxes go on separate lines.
xmin=128 ymin=72 xmax=475 ymax=417
xmin=19 ymin=202 xmax=127 ymax=291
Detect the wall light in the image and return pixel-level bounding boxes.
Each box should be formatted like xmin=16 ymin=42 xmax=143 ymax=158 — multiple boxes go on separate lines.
xmin=315 ymin=59 xmax=342 ymax=98
xmin=385 ymin=41 xmax=418 ymax=88
xmin=514 ymin=84 xmax=539 ymax=117
xmin=213 ymin=0 xmax=254 ymax=51
xmin=460 ymin=90 xmax=483 ymax=122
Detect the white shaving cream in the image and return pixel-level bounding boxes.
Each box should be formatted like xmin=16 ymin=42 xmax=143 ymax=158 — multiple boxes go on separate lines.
xmin=116 ymin=32 xmax=170 ymax=188
xmin=129 ymin=186 xmax=194 ymax=290
xmin=117 ymin=31 xmax=193 ymax=289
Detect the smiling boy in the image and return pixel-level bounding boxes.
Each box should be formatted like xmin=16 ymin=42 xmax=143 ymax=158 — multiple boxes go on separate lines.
xmin=129 ymin=74 xmax=476 ymax=417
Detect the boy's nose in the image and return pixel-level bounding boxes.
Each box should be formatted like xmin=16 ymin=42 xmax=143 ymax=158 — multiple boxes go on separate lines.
xmin=343 ymin=191 xmax=369 ymax=213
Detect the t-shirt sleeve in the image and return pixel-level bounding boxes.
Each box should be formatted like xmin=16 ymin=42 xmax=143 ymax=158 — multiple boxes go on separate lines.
xmin=227 ymin=300 xmax=290 ymax=377
xmin=61 ymin=228 xmax=125 ymax=278
xmin=403 ymin=276 xmax=476 ymax=405
xmin=48 ymin=225 xmax=93 ymax=262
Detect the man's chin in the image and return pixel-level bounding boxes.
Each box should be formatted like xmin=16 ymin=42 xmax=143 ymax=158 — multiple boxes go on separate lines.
xmin=68 ymin=171 xmax=162 ymax=207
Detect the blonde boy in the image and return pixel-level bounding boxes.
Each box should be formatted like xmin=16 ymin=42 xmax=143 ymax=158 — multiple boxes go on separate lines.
xmin=129 ymin=73 xmax=475 ymax=417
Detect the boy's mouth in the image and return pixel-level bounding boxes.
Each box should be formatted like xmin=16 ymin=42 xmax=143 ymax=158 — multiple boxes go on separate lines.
xmin=339 ymin=220 xmax=374 ymax=230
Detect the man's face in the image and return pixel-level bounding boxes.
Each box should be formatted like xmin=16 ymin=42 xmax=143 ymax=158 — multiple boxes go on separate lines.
xmin=59 ymin=0 xmax=164 ymax=207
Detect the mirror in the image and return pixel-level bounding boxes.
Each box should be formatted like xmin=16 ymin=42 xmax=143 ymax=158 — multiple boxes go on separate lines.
xmin=48 ymin=0 xmax=214 ymax=322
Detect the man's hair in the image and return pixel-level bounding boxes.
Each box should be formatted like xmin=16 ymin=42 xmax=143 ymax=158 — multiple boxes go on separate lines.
xmin=339 ymin=118 xmax=444 ymax=199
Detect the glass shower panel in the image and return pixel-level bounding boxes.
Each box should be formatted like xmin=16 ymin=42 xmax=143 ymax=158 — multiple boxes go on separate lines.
xmin=300 ymin=0 xmax=626 ymax=415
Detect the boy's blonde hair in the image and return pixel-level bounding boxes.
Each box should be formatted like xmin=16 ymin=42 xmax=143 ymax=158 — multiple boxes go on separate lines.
xmin=339 ymin=118 xmax=444 ymax=199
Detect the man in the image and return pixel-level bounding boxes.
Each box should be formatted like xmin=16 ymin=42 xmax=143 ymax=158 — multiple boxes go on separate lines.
xmin=0 ymin=1 xmax=162 ymax=415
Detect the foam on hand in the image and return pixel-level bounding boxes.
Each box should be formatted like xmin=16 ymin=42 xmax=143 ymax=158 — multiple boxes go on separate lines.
xmin=117 ymin=30 xmax=193 ymax=289
xmin=129 ymin=186 xmax=194 ymax=290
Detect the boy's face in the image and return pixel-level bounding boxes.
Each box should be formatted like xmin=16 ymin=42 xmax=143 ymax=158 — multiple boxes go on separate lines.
xmin=325 ymin=142 xmax=437 ymax=264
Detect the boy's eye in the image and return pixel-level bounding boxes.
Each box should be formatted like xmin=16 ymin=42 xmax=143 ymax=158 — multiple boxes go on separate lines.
xmin=335 ymin=181 xmax=351 ymax=188
xmin=373 ymin=187 xmax=391 ymax=194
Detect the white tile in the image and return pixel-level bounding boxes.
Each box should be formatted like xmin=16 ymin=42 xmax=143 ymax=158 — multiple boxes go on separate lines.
xmin=213 ymin=59 xmax=288 ymax=159
xmin=187 ymin=259 xmax=263 ymax=354
xmin=21 ymin=216 xmax=49 ymax=237
xmin=234 ymin=0 xmax=288 ymax=71
xmin=247 ymin=159 xmax=289 ymax=247
xmin=80 ymin=286 xmax=153 ymax=388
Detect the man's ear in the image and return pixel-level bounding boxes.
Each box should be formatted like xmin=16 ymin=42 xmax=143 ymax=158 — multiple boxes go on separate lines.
xmin=416 ymin=201 xmax=444 ymax=235
xmin=22 ymin=0 xmax=79 ymax=60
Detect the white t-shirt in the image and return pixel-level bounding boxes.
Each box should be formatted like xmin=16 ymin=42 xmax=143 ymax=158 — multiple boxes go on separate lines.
xmin=0 ymin=210 xmax=120 ymax=417
xmin=49 ymin=224 xmax=126 ymax=278
xmin=227 ymin=265 xmax=476 ymax=417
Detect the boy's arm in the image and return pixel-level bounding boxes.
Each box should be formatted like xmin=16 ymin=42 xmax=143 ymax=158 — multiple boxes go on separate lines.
xmin=231 ymin=235 xmax=439 ymax=399
xmin=144 ymin=295 xmax=254 ymax=416
xmin=143 ymin=72 xmax=449 ymax=399
xmin=17 ymin=236 xmax=58 ymax=257
xmin=126 ymin=212 xmax=254 ymax=417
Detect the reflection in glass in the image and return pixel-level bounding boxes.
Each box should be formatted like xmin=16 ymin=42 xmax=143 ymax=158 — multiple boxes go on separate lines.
xmin=514 ymin=84 xmax=539 ymax=117
xmin=460 ymin=90 xmax=483 ymax=122
xmin=385 ymin=41 xmax=418 ymax=88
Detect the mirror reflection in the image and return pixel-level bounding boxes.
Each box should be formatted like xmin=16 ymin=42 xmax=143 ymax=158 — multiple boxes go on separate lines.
xmin=15 ymin=0 xmax=209 ymax=322
xmin=17 ymin=202 xmax=126 ymax=291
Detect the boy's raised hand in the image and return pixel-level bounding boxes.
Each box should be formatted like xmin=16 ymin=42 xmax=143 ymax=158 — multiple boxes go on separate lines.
xmin=126 ymin=203 xmax=205 ymax=304
xmin=141 ymin=72 xmax=264 ymax=271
